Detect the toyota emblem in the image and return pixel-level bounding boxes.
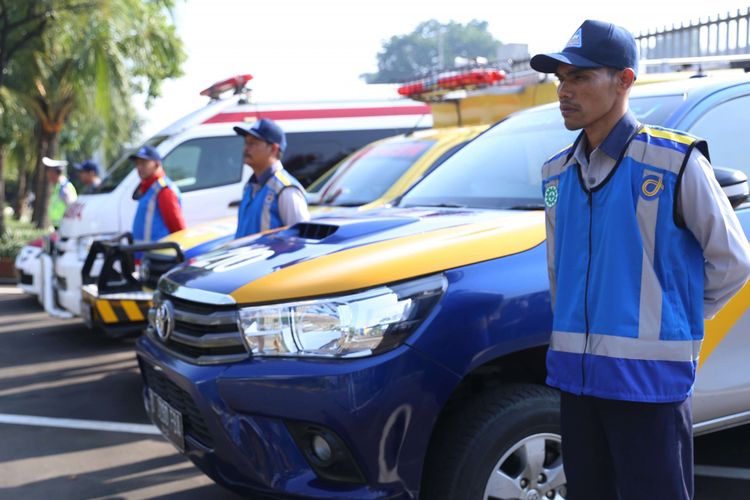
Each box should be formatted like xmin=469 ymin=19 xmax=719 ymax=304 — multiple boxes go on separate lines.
xmin=154 ymin=299 xmax=175 ymax=341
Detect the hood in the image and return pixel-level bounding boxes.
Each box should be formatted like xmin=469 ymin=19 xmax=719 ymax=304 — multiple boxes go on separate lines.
xmin=163 ymin=207 xmax=545 ymax=304
xmin=58 ymin=194 xmax=126 ymax=239
xmin=153 ymin=216 xmax=238 ymax=259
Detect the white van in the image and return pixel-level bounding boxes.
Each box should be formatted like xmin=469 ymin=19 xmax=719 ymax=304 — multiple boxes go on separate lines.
xmin=15 ymin=75 xmax=431 ymax=317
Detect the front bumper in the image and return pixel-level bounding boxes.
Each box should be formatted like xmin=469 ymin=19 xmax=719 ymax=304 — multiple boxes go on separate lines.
xmin=81 ymin=285 xmax=152 ymax=337
xmin=14 ymin=245 xmax=42 ymax=295
xmin=136 ymin=333 xmax=459 ymax=499
xmin=53 ymin=250 xmax=84 ymax=315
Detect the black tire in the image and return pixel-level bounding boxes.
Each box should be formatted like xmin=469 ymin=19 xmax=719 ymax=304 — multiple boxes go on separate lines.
xmin=420 ymin=383 xmax=564 ymax=500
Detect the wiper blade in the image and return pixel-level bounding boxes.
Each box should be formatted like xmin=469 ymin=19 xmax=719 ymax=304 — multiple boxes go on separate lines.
xmin=505 ymin=204 xmax=545 ymax=210
xmin=420 ymin=203 xmax=468 ymax=208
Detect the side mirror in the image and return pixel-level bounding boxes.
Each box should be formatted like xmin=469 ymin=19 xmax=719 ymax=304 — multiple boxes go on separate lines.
xmin=714 ymin=167 xmax=749 ymax=209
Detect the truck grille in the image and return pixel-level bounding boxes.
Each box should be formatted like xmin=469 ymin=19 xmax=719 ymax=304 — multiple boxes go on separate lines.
xmin=139 ymin=359 xmax=214 ymax=448
xmin=148 ymin=293 xmax=248 ymax=365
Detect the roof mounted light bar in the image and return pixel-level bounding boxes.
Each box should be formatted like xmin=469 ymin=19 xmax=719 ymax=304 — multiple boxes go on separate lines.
xmin=397 ymin=67 xmax=506 ymax=102
xmin=200 ymin=74 xmax=253 ymax=100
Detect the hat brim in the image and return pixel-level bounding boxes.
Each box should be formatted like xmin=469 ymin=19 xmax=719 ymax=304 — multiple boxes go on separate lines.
xmin=233 ymin=125 xmax=268 ymax=142
xmin=128 ymin=153 xmax=160 ymax=161
xmin=530 ymin=52 xmax=604 ymax=73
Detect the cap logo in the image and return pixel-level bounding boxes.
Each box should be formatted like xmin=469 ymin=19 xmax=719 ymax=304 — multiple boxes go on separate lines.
xmin=565 ymin=28 xmax=583 ymax=48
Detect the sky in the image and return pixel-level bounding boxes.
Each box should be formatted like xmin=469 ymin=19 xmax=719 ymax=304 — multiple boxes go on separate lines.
xmin=136 ymin=0 xmax=750 ymax=140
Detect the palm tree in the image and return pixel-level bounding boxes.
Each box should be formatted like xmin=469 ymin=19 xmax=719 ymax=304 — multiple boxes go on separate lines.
xmin=14 ymin=0 xmax=185 ymax=228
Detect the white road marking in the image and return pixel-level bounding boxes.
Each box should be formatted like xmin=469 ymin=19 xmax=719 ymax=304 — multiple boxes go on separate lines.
xmin=0 ymin=413 xmax=160 ymax=435
xmin=695 ymin=465 xmax=750 ymax=480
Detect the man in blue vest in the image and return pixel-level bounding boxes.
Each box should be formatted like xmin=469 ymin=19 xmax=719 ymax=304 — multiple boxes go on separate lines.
xmin=130 ymin=145 xmax=185 ymax=243
xmin=233 ymin=118 xmax=309 ymax=239
xmin=531 ymin=20 xmax=750 ymax=499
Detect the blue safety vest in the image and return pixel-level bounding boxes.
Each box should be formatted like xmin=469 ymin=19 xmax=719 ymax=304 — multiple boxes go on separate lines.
xmin=542 ymin=125 xmax=710 ymax=403
xmin=133 ymin=176 xmax=182 ymax=243
xmin=235 ymin=167 xmax=304 ymax=239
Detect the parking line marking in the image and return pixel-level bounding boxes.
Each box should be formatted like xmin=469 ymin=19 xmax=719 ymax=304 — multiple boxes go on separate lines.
xmin=0 ymin=413 xmax=160 ymax=435
xmin=695 ymin=465 xmax=750 ymax=480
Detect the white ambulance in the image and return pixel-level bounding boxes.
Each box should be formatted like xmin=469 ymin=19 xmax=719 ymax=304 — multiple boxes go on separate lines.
xmin=15 ymin=74 xmax=431 ymax=317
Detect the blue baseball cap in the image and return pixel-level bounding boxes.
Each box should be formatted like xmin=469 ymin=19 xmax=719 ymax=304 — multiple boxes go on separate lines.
xmin=233 ymin=118 xmax=287 ymax=154
xmin=129 ymin=145 xmax=162 ymax=162
xmin=73 ymin=160 xmax=101 ymax=175
xmin=530 ymin=20 xmax=639 ymax=78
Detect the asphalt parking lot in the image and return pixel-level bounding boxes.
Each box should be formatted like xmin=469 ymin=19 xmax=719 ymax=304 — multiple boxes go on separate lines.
xmin=1 ymin=285 xmax=749 ymax=499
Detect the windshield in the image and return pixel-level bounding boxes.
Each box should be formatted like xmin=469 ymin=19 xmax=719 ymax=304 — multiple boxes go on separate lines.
xmin=314 ymin=139 xmax=435 ymax=206
xmin=400 ymin=95 xmax=683 ymax=209
xmin=94 ymin=135 xmax=169 ymax=194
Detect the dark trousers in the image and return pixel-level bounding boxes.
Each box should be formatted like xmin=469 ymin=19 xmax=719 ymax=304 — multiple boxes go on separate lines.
xmin=560 ymin=391 xmax=693 ymax=500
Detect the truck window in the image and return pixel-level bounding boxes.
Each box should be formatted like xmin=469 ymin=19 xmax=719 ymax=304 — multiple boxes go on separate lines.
xmin=96 ymin=135 xmax=169 ymax=194
xmin=162 ymin=136 xmax=244 ymax=193
xmin=284 ymin=128 xmax=417 ymax=187
xmin=687 ymin=95 xmax=750 ymax=176
xmin=315 ymin=140 xmax=434 ymax=206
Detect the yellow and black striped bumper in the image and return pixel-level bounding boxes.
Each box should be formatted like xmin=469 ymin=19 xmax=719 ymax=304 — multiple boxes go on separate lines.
xmin=81 ymin=285 xmax=153 ymax=328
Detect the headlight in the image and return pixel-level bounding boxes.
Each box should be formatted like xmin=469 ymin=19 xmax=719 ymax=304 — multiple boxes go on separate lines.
xmin=238 ymin=274 xmax=447 ymax=358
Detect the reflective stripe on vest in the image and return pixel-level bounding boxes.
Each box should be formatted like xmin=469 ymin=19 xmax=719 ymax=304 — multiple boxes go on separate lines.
xmin=542 ymin=125 xmax=708 ymax=403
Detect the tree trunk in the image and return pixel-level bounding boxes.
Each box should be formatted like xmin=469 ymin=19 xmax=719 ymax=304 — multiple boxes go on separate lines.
xmin=13 ymin=165 xmax=29 ymax=221
xmin=0 ymin=144 xmax=6 ymax=240
xmin=31 ymin=130 xmax=58 ymax=229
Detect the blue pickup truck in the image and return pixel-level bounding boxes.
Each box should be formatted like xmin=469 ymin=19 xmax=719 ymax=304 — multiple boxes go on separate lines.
xmin=136 ymin=75 xmax=750 ymax=500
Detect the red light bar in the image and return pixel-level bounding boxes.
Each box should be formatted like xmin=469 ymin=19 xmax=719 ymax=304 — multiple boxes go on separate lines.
xmin=397 ymin=68 xmax=506 ymax=99
xmin=200 ymin=74 xmax=253 ymax=98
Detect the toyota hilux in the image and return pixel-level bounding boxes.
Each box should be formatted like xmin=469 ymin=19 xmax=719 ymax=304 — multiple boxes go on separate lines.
xmin=136 ymin=75 xmax=750 ymax=499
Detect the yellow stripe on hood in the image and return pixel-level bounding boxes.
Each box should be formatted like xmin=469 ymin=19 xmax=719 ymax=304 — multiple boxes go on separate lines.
xmin=230 ymin=211 xmax=545 ymax=303
xmin=153 ymin=216 xmax=237 ymax=255
xmin=700 ymin=281 xmax=750 ymax=369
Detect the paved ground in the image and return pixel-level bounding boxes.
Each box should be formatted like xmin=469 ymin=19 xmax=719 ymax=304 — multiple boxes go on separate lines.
xmin=0 ymin=287 xmax=243 ymax=500
xmin=0 ymin=285 xmax=749 ymax=499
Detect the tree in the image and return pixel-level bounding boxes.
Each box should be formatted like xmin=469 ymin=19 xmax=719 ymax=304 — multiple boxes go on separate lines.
xmin=13 ymin=0 xmax=185 ymax=228
xmin=364 ymin=19 xmax=502 ymax=84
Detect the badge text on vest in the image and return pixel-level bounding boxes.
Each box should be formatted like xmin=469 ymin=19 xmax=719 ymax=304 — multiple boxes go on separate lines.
xmin=640 ymin=175 xmax=664 ymax=200
xmin=544 ymin=185 xmax=559 ymax=207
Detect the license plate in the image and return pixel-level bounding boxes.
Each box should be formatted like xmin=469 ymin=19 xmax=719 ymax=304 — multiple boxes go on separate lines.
xmin=147 ymin=388 xmax=185 ymax=452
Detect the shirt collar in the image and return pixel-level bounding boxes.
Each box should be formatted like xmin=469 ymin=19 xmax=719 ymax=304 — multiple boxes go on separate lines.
xmin=250 ymin=161 xmax=282 ymax=186
xmin=139 ymin=170 xmax=164 ymax=193
xmin=583 ymin=111 xmax=640 ymax=160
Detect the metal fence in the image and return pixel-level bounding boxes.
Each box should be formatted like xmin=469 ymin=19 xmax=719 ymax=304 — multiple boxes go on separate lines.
xmin=636 ymin=8 xmax=750 ymax=70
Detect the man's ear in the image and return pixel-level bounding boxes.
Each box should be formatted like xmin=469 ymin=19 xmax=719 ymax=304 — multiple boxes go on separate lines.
xmin=620 ymin=68 xmax=636 ymax=90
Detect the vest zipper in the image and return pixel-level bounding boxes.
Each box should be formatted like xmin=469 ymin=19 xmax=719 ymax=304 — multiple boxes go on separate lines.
xmin=582 ymin=191 xmax=593 ymax=391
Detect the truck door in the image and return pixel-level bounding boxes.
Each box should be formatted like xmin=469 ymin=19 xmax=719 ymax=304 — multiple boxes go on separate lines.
xmin=161 ymin=135 xmax=246 ymax=224
xmin=686 ymin=92 xmax=750 ymax=424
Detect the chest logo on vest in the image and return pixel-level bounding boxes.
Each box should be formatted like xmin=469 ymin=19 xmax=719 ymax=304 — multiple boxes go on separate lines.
xmin=544 ymin=185 xmax=558 ymax=207
xmin=265 ymin=193 xmax=275 ymax=204
xmin=641 ymin=175 xmax=664 ymax=200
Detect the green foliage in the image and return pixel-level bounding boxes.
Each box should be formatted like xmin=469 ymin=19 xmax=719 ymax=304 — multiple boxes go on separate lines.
xmin=365 ymin=19 xmax=502 ymax=83
xmin=0 ymin=216 xmax=45 ymax=258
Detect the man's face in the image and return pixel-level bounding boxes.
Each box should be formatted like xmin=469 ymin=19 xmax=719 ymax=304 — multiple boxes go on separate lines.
xmin=242 ymin=134 xmax=277 ymax=169
xmin=555 ymin=64 xmax=621 ymax=131
xmin=78 ymin=170 xmax=95 ymax=185
xmin=46 ymin=168 xmax=61 ymax=184
xmin=135 ymin=158 xmax=160 ymax=180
